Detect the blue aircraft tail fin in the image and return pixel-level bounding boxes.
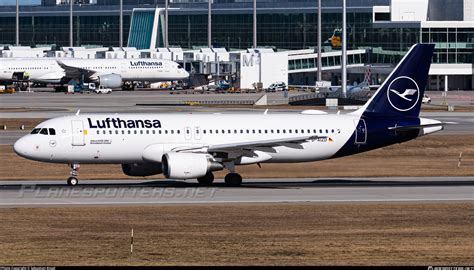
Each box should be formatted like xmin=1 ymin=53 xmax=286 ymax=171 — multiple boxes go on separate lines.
xmin=356 ymin=44 xmax=435 ymax=118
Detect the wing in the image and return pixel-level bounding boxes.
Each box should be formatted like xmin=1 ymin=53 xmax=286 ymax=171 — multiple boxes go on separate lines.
xmin=208 ymin=135 xmax=320 ymax=151
xmin=169 ymin=135 xmax=322 ymax=161
xmin=56 ymin=60 xmax=97 ymax=78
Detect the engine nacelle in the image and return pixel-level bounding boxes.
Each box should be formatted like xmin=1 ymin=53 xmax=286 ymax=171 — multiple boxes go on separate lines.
xmin=122 ymin=163 xmax=162 ymax=177
xmin=162 ymin=153 xmax=223 ymax=179
xmin=98 ymin=74 xmax=122 ymax=88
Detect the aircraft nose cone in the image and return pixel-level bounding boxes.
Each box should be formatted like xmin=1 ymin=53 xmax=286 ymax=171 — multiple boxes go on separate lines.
xmin=182 ymin=70 xmax=190 ymax=79
xmin=13 ymin=137 xmax=31 ymax=158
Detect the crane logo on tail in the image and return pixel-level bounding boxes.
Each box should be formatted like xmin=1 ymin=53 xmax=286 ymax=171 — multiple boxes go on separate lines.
xmin=387 ymin=76 xmax=420 ymax=111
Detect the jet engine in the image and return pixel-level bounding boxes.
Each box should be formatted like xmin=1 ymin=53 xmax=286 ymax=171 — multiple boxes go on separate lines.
xmin=122 ymin=163 xmax=162 ymax=177
xmin=162 ymin=153 xmax=223 ymax=179
xmin=97 ymin=74 xmax=122 ymax=88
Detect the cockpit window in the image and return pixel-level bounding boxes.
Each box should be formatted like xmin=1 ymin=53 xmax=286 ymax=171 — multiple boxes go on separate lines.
xmin=49 ymin=128 xmax=56 ymax=135
xmin=177 ymin=65 xmax=183 ymax=69
xmin=39 ymin=128 xmax=48 ymax=135
xmin=31 ymin=128 xmax=40 ymax=134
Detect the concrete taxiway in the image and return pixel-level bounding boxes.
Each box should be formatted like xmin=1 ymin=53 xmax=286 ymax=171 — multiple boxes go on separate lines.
xmin=0 ymin=177 xmax=472 ymax=207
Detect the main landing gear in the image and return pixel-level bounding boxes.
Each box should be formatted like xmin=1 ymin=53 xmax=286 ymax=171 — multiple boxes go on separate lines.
xmin=224 ymin=173 xmax=242 ymax=187
xmin=67 ymin=163 xmax=80 ymax=186
xmin=222 ymin=161 xmax=243 ymax=187
xmin=196 ymin=172 xmax=243 ymax=187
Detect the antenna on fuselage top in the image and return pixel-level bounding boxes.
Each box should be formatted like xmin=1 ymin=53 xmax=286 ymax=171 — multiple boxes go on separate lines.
xmin=76 ymin=109 xmax=81 ymax=116
xmin=264 ymin=109 xmax=268 ymax=115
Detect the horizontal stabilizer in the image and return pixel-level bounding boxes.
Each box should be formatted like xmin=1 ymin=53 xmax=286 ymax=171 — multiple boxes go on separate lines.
xmin=388 ymin=123 xmax=448 ymax=132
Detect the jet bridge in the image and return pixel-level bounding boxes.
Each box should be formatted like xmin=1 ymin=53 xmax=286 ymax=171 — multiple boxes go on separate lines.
xmin=287 ymin=49 xmax=367 ymax=74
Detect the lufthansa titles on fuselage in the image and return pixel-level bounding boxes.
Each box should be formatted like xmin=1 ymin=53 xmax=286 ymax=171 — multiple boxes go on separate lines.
xmin=88 ymin=118 xmax=162 ymax=129
xmin=129 ymin=61 xmax=163 ymax=67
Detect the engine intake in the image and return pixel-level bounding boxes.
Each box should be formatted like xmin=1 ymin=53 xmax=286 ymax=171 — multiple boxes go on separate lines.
xmin=162 ymin=153 xmax=223 ymax=179
xmin=122 ymin=163 xmax=162 ymax=177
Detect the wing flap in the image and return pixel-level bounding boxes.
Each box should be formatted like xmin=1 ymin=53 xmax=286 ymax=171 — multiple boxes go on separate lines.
xmin=207 ymin=135 xmax=320 ymax=151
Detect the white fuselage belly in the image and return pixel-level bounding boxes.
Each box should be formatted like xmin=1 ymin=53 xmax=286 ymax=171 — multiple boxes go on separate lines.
xmin=22 ymin=114 xmax=357 ymax=164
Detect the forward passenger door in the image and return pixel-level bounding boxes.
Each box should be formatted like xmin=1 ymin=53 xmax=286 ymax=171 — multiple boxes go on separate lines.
xmin=71 ymin=120 xmax=86 ymax=146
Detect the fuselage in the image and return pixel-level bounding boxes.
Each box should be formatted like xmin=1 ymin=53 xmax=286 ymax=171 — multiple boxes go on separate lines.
xmin=0 ymin=58 xmax=189 ymax=84
xmin=13 ymin=112 xmax=441 ymax=165
xmin=13 ymin=113 xmax=355 ymax=164
xmin=0 ymin=58 xmax=64 ymax=83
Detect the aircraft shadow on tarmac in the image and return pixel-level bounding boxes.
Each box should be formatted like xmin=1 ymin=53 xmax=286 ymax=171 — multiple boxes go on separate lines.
xmin=1 ymin=178 xmax=473 ymax=190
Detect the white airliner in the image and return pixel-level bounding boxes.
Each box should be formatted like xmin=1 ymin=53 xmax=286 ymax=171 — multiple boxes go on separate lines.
xmin=0 ymin=58 xmax=189 ymax=88
xmin=14 ymin=44 xmax=444 ymax=187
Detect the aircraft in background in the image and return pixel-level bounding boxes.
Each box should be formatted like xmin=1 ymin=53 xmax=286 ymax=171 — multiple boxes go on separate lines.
xmin=0 ymin=58 xmax=189 ymax=90
xmin=14 ymin=44 xmax=445 ymax=187
xmin=319 ymin=65 xmax=379 ymax=98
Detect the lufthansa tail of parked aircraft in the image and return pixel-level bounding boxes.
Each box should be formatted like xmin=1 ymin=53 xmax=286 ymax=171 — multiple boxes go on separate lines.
xmin=14 ymin=44 xmax=444 ymax=187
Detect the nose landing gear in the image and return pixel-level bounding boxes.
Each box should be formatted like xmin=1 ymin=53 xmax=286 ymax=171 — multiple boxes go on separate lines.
xmin=67 ymin=163 xmax=80 ymax=186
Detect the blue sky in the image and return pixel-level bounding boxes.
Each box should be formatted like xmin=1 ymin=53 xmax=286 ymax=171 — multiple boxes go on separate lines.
xmin=1 ymin=0 xmax=41 ymax=5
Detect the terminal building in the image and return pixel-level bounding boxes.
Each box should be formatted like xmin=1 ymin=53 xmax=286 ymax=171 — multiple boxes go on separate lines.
xmin=0 ymin=0 xmax=472 ymax=90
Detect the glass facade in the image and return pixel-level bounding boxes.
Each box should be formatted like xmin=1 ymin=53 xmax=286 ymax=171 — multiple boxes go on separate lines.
xmin=128 ymin=10 xmax=156 ymax=49
xmin=167 ymin=12 xmax=421 ymax=52
xmin=0 ymin=16 xmax=130 ymax=47
xmin=0 ymin=0 xmax=472 ymax=66
xmin=422 ymin=27 xmax=474 ymax=64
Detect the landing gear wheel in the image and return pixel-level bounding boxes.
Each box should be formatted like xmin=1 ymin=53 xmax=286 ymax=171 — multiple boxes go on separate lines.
xmin=68 ymin=163 xmax=80 ymax=186
xmin=197 ymin=172 xmax=215 ymax=186
xmin=224 ymin=173 xmax=242 ymax=187
xmin=67 ymin=177 xmax=78 ymax=186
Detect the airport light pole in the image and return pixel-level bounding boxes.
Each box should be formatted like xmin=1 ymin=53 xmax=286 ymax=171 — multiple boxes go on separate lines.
xmin=164 ymin=0 xmax=169 ymax=48
xmin=208 ymin=0 xmax=212 ymax=48
xmin=253 ymin=0 xmax=257 ymax=48
xmin=317 ymin=0 xmax=322 ymax=82
xmin=341 ymin=0 xmax=347 ymax=98
xmin=70 ymin=0 xmax=73 ymax=47
xmin=16 ymin=0 xmax=19 ymax=46
xmin=119 ymin=0 xmax=123 ymax=48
